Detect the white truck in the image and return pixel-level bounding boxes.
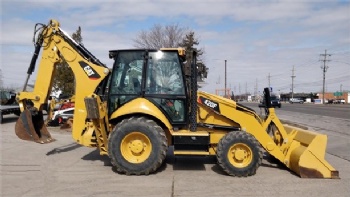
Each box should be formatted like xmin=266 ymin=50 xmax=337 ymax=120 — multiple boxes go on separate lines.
xmin=332 ymin=99 xmax=346 ymax=104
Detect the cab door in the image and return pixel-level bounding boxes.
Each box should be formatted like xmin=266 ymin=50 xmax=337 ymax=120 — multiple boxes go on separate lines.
xmin=108 ymin=51 xmax=144 ymax=114
xmin=144 ymin=50 xmax=188 ymax=126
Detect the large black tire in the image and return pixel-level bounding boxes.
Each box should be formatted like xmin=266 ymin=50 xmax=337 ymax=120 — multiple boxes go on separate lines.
xmin=108 ymin=116 xmax=167 ymax=175
xmin=217 ymin=131 xmax=262 ymax=177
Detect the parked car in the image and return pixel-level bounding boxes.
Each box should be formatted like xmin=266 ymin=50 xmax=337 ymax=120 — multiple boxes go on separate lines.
xmin=289 ymin=98 xmax=304 ymax=104
xmin=338 ymin=99 xmax=346 ymax=104
xmin=259 ymin=95 xmax=281 ymax=108
xmin=329 ymin=99 xmax=345 ymax=104
xmin=271 ymin=97 xmax=282 ymax=108
xmin=47 ymin=107 xmax=74 ymax=126
xmin=327 ymin=99 xmax=334 ymax=104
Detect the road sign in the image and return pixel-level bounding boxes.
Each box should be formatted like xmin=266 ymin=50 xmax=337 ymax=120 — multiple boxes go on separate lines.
xmin=333 ymin=92 xmax=343 ymax=96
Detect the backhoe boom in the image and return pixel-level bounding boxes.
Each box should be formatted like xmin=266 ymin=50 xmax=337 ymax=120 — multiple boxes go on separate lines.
xmin=16 ymin=19 xmax=110 ymax=145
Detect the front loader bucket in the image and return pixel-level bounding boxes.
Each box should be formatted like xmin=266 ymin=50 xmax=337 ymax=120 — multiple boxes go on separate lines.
xmin=283 ymin=125 xmax=339 ymax=179
xmin=15 ymin=109 xmax=55 ymax=144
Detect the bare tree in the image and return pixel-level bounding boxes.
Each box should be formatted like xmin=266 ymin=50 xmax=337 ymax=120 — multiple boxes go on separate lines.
xmin=133 ymin=25 xmax=208 ymax=83
xmin=133 ymin=24 xmax=187 ymax=49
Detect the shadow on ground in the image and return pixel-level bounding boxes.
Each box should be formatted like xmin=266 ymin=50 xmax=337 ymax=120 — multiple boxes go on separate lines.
xmin=46 ymin=142 xmax=82 ymax=156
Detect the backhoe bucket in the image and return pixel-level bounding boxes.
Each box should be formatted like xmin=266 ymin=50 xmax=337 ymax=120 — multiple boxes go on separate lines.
xmin=15 ymin=109 xmax=55 ymax=144
xmin=284 ymin=125 xmax=339 ymax=179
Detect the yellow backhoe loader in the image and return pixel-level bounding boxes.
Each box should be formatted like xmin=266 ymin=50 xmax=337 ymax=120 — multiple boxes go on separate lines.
xmin=15 ymin=19 xmax=339 ymax=178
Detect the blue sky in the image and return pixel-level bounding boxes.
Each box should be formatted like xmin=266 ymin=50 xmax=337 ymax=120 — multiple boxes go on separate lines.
xmin=1 ymin=0 xmax=349 ymax=95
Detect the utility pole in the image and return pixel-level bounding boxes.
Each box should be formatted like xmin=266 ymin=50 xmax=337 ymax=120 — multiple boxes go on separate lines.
xmin=320 ymin=50 xmax=331 ymax=104
xmin=224 ymin=60 xmax=227 ymax=97
xmin=291 ymin=66 xmax=296 ymax=99
xmin=268 ymin=73 xmax=271 ymax=89
xmin=340 ymin=84 xmax=343 ymax=92
xmin=239 ymin=83 xmax=241 ymax=100
xmin=254 ymin=78 xmax=258 ymax=100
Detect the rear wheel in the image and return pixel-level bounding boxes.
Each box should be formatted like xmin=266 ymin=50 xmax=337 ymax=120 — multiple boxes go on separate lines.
xmin=108 ymin=116 xmax=167 ymax=175
xmin=217 ymin=131 xmax=262 ymax=177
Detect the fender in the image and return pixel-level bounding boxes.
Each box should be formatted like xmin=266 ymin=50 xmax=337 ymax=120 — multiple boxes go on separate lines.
xmin=109 ymin=98 xmax=172 ymax=131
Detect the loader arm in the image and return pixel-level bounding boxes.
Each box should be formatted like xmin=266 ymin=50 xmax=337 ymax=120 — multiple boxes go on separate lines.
xmin=197 ymin=89 xmax=339 ymax=178
xmin=15 ymin=19 xmax=110 ymax=144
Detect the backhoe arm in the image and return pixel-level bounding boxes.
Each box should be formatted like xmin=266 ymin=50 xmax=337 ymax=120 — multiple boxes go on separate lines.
xmin=15 ymin=19 xmax=110 ymax=144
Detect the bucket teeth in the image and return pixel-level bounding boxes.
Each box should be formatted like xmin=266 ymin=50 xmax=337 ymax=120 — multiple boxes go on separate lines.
xmin=15 ymin=109 xmax=55 ymax=144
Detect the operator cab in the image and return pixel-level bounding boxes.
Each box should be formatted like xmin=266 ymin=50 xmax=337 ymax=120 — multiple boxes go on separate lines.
xmin=108 ymin=49 xmax=188 ymax=126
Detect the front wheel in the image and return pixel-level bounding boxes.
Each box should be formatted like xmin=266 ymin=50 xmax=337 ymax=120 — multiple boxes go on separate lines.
xmin=217 ymin=131 xmax=262 ymax=177
xmin=108 ymin=117 xmax=167 ymax=175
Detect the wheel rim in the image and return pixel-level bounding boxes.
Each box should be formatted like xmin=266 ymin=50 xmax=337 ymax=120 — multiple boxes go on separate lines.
xmin=227 ymin=143 xmax=253 ymax=168
xmin=120 ymin=132 xmax=152 ymax=164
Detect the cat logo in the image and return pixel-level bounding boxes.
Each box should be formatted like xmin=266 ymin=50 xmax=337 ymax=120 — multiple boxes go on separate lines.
xmin=83 ymin=65 xmax=95 ymax=76
xmin=79 ymin=61 xmax=100 ymax=80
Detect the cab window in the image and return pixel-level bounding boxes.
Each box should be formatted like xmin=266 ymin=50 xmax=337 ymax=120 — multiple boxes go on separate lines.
xmin=108 ymin=51 xmax=143 ymax=112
